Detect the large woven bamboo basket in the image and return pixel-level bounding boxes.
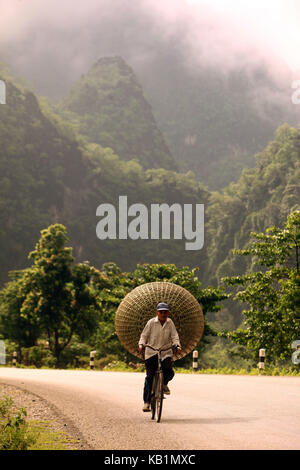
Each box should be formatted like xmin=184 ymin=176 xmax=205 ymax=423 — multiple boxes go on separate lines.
xmin=115 ymin=281 xmax=204 ymax=360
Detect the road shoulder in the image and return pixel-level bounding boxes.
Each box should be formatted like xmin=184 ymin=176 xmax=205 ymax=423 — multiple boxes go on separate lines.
xmin=0 ymin=381 xmax=91 ymax=450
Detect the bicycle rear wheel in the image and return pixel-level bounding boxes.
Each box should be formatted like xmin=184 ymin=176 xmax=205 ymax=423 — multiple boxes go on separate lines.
xmin=156 ymin=371 xmax=164 ymax=423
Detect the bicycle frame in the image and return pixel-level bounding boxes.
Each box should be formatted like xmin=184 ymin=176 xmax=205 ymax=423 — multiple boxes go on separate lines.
xmin=144 ymin=343 xmax=173 ymax=423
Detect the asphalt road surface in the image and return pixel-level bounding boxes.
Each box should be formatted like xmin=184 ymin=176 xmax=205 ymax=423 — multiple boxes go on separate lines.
xmin=0 ymin=368 xmax=299 ymax=450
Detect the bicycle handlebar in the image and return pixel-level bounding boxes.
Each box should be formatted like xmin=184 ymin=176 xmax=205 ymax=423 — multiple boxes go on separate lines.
xmin=143 ymin=343 xmax=178 ymax=353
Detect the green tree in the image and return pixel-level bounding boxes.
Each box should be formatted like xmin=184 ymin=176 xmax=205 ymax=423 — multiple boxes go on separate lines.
xmin=221 ymin=210 xmax=300 ymax=364
xmin=18 ymin=224 xmax=103 ymax=366
xmin=0 ymin=269 xmax=41 ymax=353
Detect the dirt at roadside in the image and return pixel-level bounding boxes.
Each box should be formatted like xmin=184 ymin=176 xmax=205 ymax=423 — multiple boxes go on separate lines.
xmin=0 ymin=382 xmax=90 ymax=450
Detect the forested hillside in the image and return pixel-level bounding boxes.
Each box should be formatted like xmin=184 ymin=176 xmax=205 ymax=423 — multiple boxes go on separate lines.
xmin=57 ymin=56 xmax=176 ymax=171
xmin=0 ymin=60 xmax=299 ymax=328
xmin=0 ymin=62 xmax=209 ymax=286
xmin=206 ymin=124 xmax=300 ymax=285
xmin=0 ymin=57 xmax=300 ymax=368
xmin=0 ymin=64 xmax=86 ymax=285
xmin=139 ymin=56 xmax=299 ymax=189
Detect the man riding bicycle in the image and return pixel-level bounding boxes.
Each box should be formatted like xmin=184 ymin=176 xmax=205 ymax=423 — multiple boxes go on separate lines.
xmin=138 ymin=302 xmax=182 ymax=412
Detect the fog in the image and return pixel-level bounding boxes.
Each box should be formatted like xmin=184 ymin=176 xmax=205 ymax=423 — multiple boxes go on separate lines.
xmin=0 ymin=0 xmax=299 ymax=99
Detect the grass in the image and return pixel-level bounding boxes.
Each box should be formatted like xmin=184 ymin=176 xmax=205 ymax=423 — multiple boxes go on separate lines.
xmin=2 ymin=361 xmax=300 ymax=376
xmin=175 ymin=366 xmax=300 ymax=376
xmin=0 ymin=394 xmax=80 ymax=450
xmin=174 ymin=367 xmax=300 ymax=376
xmin=0 ymin=395 xmax=36 ymax=450
xmin=27 ymin=420 xmax=80 ymax=450
xmin=103 ymin=362 xmax=300 ymax=376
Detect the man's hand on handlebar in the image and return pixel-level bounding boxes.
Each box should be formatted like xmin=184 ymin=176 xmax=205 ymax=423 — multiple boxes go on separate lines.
xmin=173 ymin=345 xmax=182 ymax=355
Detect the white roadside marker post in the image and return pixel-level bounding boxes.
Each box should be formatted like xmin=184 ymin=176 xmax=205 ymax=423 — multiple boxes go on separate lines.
xmin=90 ymin=350 xmax=97 ymax=370
xmin=12 ymin=351 xmax=17 ymax=367
xmin=259 ymin=349 xmax=265 ymax=374
xmin=193 ymin=350 xmax=198 ymax=372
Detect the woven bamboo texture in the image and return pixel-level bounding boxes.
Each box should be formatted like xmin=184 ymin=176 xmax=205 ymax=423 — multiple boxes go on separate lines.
xmin=115 ymin=281 xmax=204 ymax=360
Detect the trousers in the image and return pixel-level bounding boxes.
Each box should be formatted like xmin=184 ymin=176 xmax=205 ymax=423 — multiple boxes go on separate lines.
xmin=143 ymin=355 xmax=174 ymax=404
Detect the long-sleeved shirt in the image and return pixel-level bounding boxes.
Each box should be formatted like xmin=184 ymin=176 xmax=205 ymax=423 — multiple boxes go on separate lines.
xmin=138 ymin=316 xmax=181 ymax=361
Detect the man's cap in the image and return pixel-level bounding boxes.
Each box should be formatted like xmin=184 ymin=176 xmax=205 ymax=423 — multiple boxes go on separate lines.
xmin=157 ymin=302 xmax=170 ymax=311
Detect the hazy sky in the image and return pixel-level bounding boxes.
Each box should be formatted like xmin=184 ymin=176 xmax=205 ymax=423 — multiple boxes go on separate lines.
xmin=0 ymin=0 xmax=299 ymax=98
xmin=185 ymin=0 xmax=300 ymax=71
xmin=1 ymin=0 xmax=299 ymax=66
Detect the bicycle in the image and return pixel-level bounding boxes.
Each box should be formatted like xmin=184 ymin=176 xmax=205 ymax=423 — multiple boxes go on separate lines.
xmin=144 ymin=343 xmax=178 ymax=423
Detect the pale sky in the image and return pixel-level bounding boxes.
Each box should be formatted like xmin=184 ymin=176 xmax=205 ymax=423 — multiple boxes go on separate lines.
xmin=184 ymin=0 xmax=300 ymax=71
xmin=0 ymin=0 xmax=300 ymax=74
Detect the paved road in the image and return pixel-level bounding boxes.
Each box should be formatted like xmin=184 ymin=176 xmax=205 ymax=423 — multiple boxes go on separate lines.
xmin=0 ymin=368 xmax=299 ymax=450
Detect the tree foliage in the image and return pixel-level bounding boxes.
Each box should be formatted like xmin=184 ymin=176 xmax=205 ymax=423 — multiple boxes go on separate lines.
xmin=0 ymin=225 xmax=105 ymax=366
xmin=221 ymin=211 xmax=300 ymax=364
xmin=206 ymin=124 xmax=300 ymax=289
xmin=0 ymin=269 xmax=41 ymax=349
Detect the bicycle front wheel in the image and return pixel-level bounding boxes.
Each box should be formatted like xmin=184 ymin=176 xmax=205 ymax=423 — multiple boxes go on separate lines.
xmin=151 ymin=374 xmax=157 ymax=420
xmin=156 ymin=371 xmax=164 ymax=423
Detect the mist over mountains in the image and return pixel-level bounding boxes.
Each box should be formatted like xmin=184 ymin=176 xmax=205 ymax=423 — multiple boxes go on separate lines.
xmin=0 ymin=0 xmax=296 ymax=96
xmin=1 ymin=0 xmax=299 ymax=187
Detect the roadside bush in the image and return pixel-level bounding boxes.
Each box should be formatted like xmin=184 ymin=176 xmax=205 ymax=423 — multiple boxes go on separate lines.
xmin=19 ymin=342 xmax=93 ymax=369
xmin=58 ymin=342 xmax=91 ymax=369
xmin=103 ymin=360 xmax=145 ymax=372
xmin=104 ymin=360 xmax=132 ymax=371
xmin=21 ymin=346 xmax=54 ymax=368
xmin=97 ymin=354 xmax=119 ymax=370
xmin=0 ymin=395 xmax=37 ymax=450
